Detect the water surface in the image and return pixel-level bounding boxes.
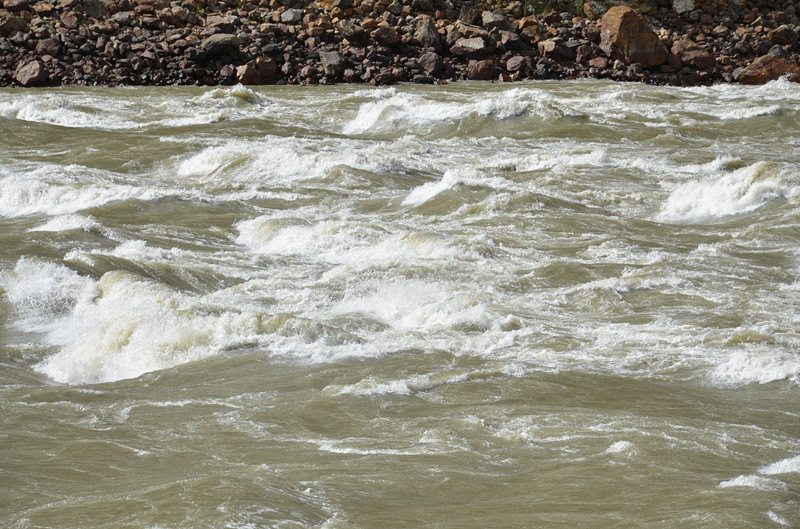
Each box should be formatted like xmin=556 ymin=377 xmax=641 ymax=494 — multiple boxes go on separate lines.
xmin=1 ymin=80 xmax=799 ymax=528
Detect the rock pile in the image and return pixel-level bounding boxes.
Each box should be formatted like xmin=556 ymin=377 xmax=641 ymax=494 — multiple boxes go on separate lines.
xmin=0 ymin=0 xmax=798 ymax=87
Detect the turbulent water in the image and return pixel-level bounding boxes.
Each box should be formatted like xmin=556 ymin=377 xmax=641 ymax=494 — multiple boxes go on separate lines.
xmin=1 ymin=79 xmax=799 ymax=528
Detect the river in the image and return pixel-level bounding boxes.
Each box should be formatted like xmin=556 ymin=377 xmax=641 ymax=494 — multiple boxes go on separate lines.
xmin=1 ymin=79 xmax=799 ymax=528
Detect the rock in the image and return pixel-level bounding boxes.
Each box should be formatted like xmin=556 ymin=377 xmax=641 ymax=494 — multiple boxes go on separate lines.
xmin=481 ymin=10 xmax=507 ymax=31
xmin=111 ymin=11 xmax=135 ymax=26
xmin=414 ymin=16 xmax=441 ymax=50
xmin=588 ymin=56 xmax=608 ymax=69
xmin=320 ymin=51 xmax=345 ymax=77
xmin=418 ymin=50 xmax=443 ymax=75
xmin=0 ymin=14 xmax=25 ymax=36
xmin=672 ymin=0 xmax=694 ymax=15
xmin=3 ymin=0 xmax=27 ymax=13
xmin=61 ymin=11 xmax=80 ymax=29
xmin=207 ymin=15 xmax=236 ymax=33
xmin=15 ymin=60 xmax=48 ymax=86
xmin=331 ymin=0 xmax=352 ymax=8
xmin=236 ymin=57 xmax=276 ymax=84
xmin=336 ymin=19 xmax=365 ymax=41
xmin=35 ymin=38 xmax=61 ymax=56
xmin=201 ymin=33 xmax=239 ymax=58
xmin=498 ymin=30 xmax=525 ymax=51
xmin=599 ymin=6 xmax=668 ymax=68
xmin=768 ymin=44 xmax=791 ymax=59
xmin=671 ymin=39 xmax=715 ymax=70
xmin=737 ymin=55 xmax=800 ymax=84
xmin=467 ymin=59 xmax=494 ymax=80
xmin=280 ymin=9 xmax=302 ymax=24
xmin=506 ymin=55 xmax=529 ymax=74
xmin=83 ymin=0 xmax=109 ymax=19
xmin=583 ymin=1 xmax=607 ymax=20
xmin=771 ymin=25 xmax=799 ymax=47
xmin=450 ymin=36 xmax=489 ymax=59
xmin=371 ymin=26 xmax=400 ymax=46
xmin=538 ymin=38 xmax=574 ymax=62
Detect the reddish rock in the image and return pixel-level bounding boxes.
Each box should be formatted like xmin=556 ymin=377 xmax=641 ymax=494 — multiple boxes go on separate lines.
xmin=60 ymin=11 xmax=80 ymax=29
xmin=671 ymin=39 xmax=715 ymax=70
xmin=467 ymin=59 xmax=494 ymax=80
xmin=599 ymin=6 xmax=668 ymax=68
xmin=371 ymin=26 xmax=400 ymax=46
xmin=738 ymin=55 xmax=800 ymax=84
xmin=236 ymin=58 xmax=275 ymax=85
xmin=15 ymin=60 xmax=49 ymax=86
xmin=588 ymin=56 xmax=608 ymax=69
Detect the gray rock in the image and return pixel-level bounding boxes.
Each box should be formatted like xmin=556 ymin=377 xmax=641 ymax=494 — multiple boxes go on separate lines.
xmin=111 ymin=11 xmax=135 ymax=26
xmin=672 ymin=0 xmax=694 ymax=15
xmin=506 ymin=55 xmax=529 ymax=73
xmin=450 ymin=36 xmax=489 ymax=59
xmin=320 ymin=51 xmax=345 ymax=77
xmin=583 ymin=1 xmax=607 ymax=20
xmin=15 ymin=60 xmax=48 ymax=86
xmin=280 ymin=9 xmax=302 ymax=24
xmin=481 ymin=10 xmax=507 ymax=31
xmin=83 ymin=0 xmax=109 ymax=19
xmin=414 ymin=16 xmax=441 ymax=50
xmin=418 ymin=50 xmax=443 ymax=75
xmin=336 ymin=19 xmax=365 ymax=40
xmin=201 ymin=33 xmax=239 ymax=58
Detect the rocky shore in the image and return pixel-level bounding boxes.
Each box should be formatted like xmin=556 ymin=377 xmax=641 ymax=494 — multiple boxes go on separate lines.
xmin=1 ymin=0 xmax=799 ymax=87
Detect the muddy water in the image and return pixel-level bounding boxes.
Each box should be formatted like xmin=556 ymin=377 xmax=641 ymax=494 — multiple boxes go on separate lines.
xmin=1 ymin=80 xmax=799 ymax=528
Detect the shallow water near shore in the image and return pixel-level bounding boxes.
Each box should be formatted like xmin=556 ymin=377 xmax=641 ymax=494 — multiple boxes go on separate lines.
xmin=1 ymin=79 xmax=799 ymax=528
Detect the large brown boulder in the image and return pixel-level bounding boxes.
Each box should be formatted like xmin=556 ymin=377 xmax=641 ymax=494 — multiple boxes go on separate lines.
xmin=599 ymin=6 xmax=668 ymax=68
xmin=15 ymin=60 xmax=49 ymax=87
xmin=738 ymin=55 xmax=800 ymax=85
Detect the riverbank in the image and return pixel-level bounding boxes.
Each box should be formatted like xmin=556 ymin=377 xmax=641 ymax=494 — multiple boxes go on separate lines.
xmin=1 ymin=0 xmax=799 ymax=87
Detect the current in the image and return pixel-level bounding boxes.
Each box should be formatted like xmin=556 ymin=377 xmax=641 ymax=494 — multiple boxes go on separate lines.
xmin=1 ymin=79 xmax=799 ymax=528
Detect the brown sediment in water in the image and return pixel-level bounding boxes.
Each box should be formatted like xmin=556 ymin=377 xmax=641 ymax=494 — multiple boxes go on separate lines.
xmin=0 ymin=0 xmax=799 ymax=87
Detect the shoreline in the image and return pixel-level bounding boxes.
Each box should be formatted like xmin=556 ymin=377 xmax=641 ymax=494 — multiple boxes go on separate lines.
xmin=1 ymin=0 xmax=799 ymax=88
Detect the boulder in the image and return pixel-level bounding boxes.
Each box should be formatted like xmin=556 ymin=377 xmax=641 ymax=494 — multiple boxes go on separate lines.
xmin=599 ymin=6 xmax=668 ymax=68
xmin=418 ymin=50 xmax=443 ymax=75
xmin=280 ymin=9 xmax=302 ymax=24
xmin=236 ymin=57 xmax=276 ymax=84
xmin=506 ymin=55 xmax=530 ymax=74
xmin=83 ymin=0 xmax=109 ymax=19
xmin=481 ymin=10 xmax=507 ymax=31
xmin=0 ymin=14 xmax=26 ymax=36
xmin=671 ymin=39 xmax=714 ymax=70
xmin=371 ymin=26 xmax=400 ymax=46
xmin=15 ymin=60 xmax=48 ymax=86
xmin=336 ymin=19 xmax=365 ymax=41
xmin=320 ymin=51 xmax=345 ymax=77
xmin=583 ymin=1 xmax=607 ymax=20
xmin=467 ymin=59 xmax=494 ymax=80
xmin=3 ymin=0 xmax=27 ymax=13
xmin=672 ymin=0 xmax=694 ymax=15
xmin=35 ymin=38 xmax=61 ymax=56
xmin=538 ymin=38 xmax=575 ymax=62
xmin=450 ymin=37 xmax=490 ymax=59
xmin=771 ymin=25 xmax=799 ymax=48
xmin=201 ymin=33 xmax=239 ymax=58
xmin=414 ymin=16 xmax=441 ymax=50
xmin=737 ymin=55 xmax=800 ymax=84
